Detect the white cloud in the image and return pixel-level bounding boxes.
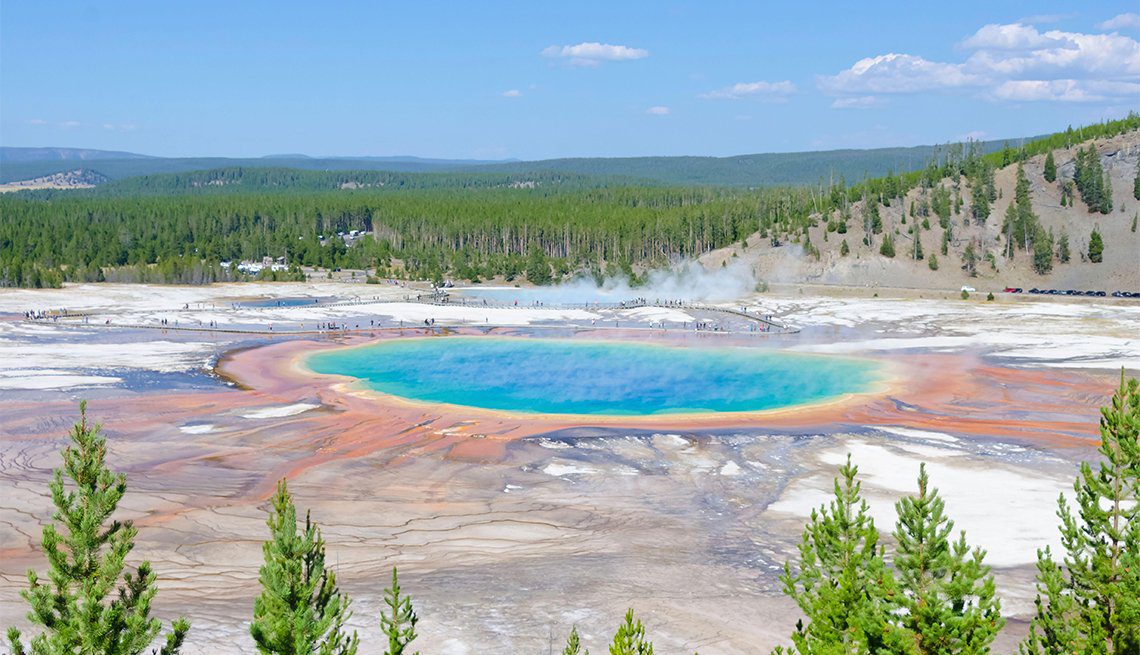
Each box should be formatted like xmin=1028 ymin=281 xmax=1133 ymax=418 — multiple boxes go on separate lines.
xmin=26 ymin=118 xmax=47 ymax=125
xmin=959 ymin=130 xmax=987 ymax=141
xmin=992 ymin=79 xmax=1140 ymax=102
xmin=818 ymin=53 xmax=980 ymax=94
xmin=645 ymin=105 xmax=671 ymax=115
xmin=1099 ymin=13 xmax=1140 ymax=31
xmin=964 ymin=29 xmax=1140 ymax=79
xmin=541 ymin=42 xmax=648 ymax=67
xmin=819 ymin=21 xmax=1140 ymax=104
xmin=830 ymin=95 xmax=885 ymax=109
xmin=60 ymin=120 xmax=81 ymax=129
xmin=960 ymin=23 xmax=1066 ymax=50
xmin=700 ymin=80 xmax=796 ymax=100
xmin=502 ymin=89 xmax=522 ymax=98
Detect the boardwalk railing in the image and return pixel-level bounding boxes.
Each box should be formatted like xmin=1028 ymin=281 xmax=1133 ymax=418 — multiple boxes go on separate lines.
xmin=20 ymin=296 xmax=798 ymax=334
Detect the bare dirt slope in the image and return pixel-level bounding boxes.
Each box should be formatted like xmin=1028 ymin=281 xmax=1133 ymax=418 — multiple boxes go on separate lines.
xmin=705 ymin=131 xmax=1140 ymax=293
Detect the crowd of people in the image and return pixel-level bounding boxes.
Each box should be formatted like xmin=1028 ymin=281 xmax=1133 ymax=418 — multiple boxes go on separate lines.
xmin=20 ymin=295 xmax=781 ymax=336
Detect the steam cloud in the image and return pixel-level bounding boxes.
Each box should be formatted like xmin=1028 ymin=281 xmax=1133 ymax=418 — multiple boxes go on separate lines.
xmin=461 ymin=259 xmax=761 ymax=304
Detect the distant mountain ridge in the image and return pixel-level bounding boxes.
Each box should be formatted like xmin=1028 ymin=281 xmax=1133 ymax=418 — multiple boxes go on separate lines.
xmin=0 ymin=147 xmax=155 ymax=162
xmin=0 ymin=137 xmax=1035 ymax=187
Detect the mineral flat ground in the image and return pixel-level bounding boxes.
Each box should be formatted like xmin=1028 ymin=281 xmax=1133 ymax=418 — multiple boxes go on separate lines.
xmin=1 ymin=281 xmax=1137 ymax=654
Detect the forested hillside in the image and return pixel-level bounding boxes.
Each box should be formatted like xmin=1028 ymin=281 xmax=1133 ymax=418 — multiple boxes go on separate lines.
xmin=455 ymin=139 xmax=1022 ymax=186
xmin=709 ymin=114 xmax=1140 ymax=291
xmin=0 ymin=184 xmax=816 ymax=287
xmin=1 ymin=115 xmax=1136 ymax=289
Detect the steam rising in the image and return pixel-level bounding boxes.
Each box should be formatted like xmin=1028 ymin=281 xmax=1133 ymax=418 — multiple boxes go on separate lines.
xmin=458 ymin=260 xmax=760 ymax=305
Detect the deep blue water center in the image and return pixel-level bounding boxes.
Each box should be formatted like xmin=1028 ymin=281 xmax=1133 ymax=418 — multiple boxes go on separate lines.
xmin=306 ymin=337 xmax=881 ymax=416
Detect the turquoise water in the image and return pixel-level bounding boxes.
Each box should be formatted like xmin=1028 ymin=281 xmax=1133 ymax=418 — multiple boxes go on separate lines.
xmin=306 ymin=337 xmax=881 ymax=416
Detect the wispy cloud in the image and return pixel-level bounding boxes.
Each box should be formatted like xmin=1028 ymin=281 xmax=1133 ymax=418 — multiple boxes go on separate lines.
xmin=501 ymin=89 xmax=522 ymax=98
xmin=699 ymin=80 xmax=796 ymax=100
xmin=26 ymin=118 xmax=48 ymax=126
xmin=60 ymin=120 xmax=81 ymax=129
xmin=819 ymin=20 xmax=1140 ymax=103
xmin=819 ymin=54 xmax=980 ymax=94
xmin=992 ymin=79 xmax=1140 ymax=102
xmin=102 ymin=123 xmax=138 ymax=131
xmin=1099 ymin=13 xmax=1140 ymax=31
xmin=541 ymin=42 xmax=649 ymax=67
xmin=830 ymin=95 xmax=885 ymax=109
xmin=645 ymin=105 xmax=671 ymax=115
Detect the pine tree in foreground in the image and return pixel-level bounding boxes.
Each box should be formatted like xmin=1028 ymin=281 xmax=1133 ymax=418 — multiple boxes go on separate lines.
xmin=380 ymin=567 xmax=419 ymax=655
xmin=6 ymin=402 xmax=189 ymax=655
xmin=773 ymin=456 xmax=894 ymax=655
xmin=250 ymin=479 xmax=358 ymax=655
xmin=609 ymin=609 xmax=653 ymax=655
xmin=1020 ymin=373 xmax=1140 ymax=655
xmin=890 ymin=464 xmax=1003 ymax=655
xmin=564 ymin=625 xmax=590 ymax=655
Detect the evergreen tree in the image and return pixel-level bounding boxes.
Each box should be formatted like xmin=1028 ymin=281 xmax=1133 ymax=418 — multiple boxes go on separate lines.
xmin=912 ymin=233 xmax=924 ymax=261
xmin=1020 ymin=373 xmax=1140 ymax=655
xmin=250 ymin=479 xmax=358 ymax=655
xmin=1032 ymin=227 xmax=1054 ymax=275
xmin=931 ymin=185 xmax=952 ymax=225
xmin=1101 ymin=172 xmax=1113 ymax=214
xmin=379 ymin=568 xmax=419 ymax=655
xmin=1074 ymin=146 xmax=1112 ymax=214
xmin=1133 ymin=162 xmax=1140 ymax=201
xmin=1003 ymin=163 xmax=1043 ymax=257
xmin=880 ymin=233 xmax=895 ymax=258
xmin=609 ymin=609 xmax=653 ymax=655
xmin=840 ymin=239 xmax=850 ymax=257
xmin=774 ymin=456 xmax=894 ymax=655
xmin=1043 ymin=151 xmax=1056 ymax=183
xmin=1058 ymin=231 xmax=1070 ymax=263
xmin=526 ymin=246 xmax=552 ymax=286
xmin=1001 ymin=203 xmax=1019 ymax=259
xmin=862 ymin=198 xmax=883 ymax=245
xmin=564 ymin=625 xmax=589 ymax=655
xmin=890 ymin=465 xmax=1003 ymax=654
xmin=969 ymin=175 xmax=990 ymax=225
xmin=6 ymin=403 xmax=189 ymax=655
xmin=962 ymin=241 xmax=978 ymax=277
xmin=928 ymin=253 xmax=939 ymax=271
xmin=1089 ymin=229 xmax=1104 ymax=263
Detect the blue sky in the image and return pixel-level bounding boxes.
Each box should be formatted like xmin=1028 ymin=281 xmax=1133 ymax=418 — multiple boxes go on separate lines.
xmin=2 ymin=1 xmax=1138 ymax=159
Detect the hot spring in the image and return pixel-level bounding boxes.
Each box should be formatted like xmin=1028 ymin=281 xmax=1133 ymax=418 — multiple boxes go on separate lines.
xmin=306 ymin=337 xmax=882 ymax=416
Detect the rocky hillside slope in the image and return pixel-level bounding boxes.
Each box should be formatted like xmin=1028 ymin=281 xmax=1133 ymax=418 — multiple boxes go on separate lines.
xmin=707 ymin=131 xmax=1140 ymax=293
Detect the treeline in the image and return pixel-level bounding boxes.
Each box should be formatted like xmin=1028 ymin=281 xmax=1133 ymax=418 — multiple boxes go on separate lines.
xmin=9 ymin=377 xmax=1139 ymax=654
xmin=829 ymin=112 xmax=1139 ymax=213
xmin=2 ymin=113 xmax=1137 ymax=288
xmin=64 ymin=168 xmax=632 ymax=197
xmin=0 ymin=185 xmax=818 ymax=288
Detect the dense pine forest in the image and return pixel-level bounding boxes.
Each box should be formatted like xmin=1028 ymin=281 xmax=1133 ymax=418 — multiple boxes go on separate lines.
xmin=1 ymin=114 xmax=1137 ymax=288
